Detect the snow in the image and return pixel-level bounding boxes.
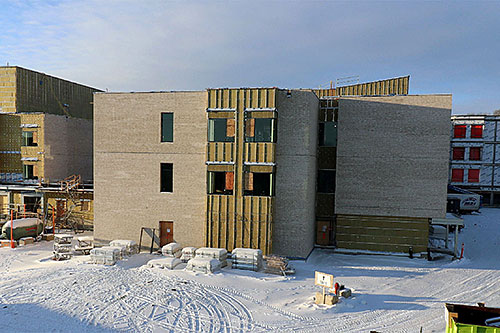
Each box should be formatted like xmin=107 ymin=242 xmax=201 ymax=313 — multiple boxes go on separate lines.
xmin=2 ymin=218 xmax=41 ymax=229
xmin=0 ymin=209 xmax=499 ymax=332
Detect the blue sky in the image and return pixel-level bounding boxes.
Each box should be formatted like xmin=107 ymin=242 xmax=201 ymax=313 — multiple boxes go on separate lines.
xmin=1 ymin=0 xmax=499 ymax=114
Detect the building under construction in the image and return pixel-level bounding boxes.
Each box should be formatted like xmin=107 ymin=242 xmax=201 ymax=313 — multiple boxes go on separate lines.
xmin=0 ymin=66 xmax=99 ymax=229
xmin=94 ymin=76 xmax=452 ymax=258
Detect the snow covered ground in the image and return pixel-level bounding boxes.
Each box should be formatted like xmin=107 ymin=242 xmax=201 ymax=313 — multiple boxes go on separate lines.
xmin=0 ymin=209 xmax=499 ymax=332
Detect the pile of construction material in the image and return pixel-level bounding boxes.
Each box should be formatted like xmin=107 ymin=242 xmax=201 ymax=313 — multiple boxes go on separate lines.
xmin=53 ymin=234 xmax=73 ymax=260
xmin=19 ymin=237 xmax=35 ymax=246
xmin=74 ymin=236 xmax=94 ymax=255
xmin=90 ymin=246 xmax=122 ymax=265
xmin=110 ymin=239 xmax=139 ymax=255
xmin=263 ymin=255 xmax=295 ymax=276
xmin=195 ymin=247 xmax=228 ymax=267
xmin=180 ymin=246 xmax=197 ymax=262
xmin=147 ymin=257 xmax=182 ymax=270
xmin=186 ymin=257 xmax=221 ymax=274
xmin=161 ymin=242 xmax=182 ymax=258
xmin=231 ymin=248 xmax=263 ymax=271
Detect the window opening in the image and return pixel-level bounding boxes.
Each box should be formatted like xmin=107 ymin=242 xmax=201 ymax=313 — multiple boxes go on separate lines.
xmin=208 ymin=118 xmax=235 ymax=142
xmin=160 ymin=163 xmax=173 ymax=192
xmin=453 ymin=125 xmax=466 ymax=138
xmin=207 ymin=171 xmax=234 ymax=195
xmin=469 ymin=147 xmax=481 ymax=161
xmin=161 ymin=113 xmax=173 ymax=142
xmin=319 ymin=122 xmax=337 ymax=146
xmin=451 ymin=169 xmax=464 ymax=182
xmin=317 ymin=170 xmax=336 ymax=193
xmin=245 ymin=118 xmax=276 ymax=143
xmin=22 ymin=131 xmax=37 ymax=146
xmin=452 ymin=147 xmax=465 ymax=160
xmin=23 ymin=164 xmax=36 ymax=179
xmin=470 ymin=125 xmax=483 ymax=138
xmin=468 ymin=169 xmax=480 ymax=183
xmin=244 ymin=172 xmax=274 ymax=196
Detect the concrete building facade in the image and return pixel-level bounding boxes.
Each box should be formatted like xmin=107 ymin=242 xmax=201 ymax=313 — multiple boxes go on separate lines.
xmin=93 ymin=77 xmax=451 ymax=257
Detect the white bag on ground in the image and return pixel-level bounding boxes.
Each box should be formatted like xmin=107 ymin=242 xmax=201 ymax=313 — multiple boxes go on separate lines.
xmin=186 ymin=257 xmax=221 ymax=273
xmin=147 ymin=257 xmax=182 ymax=270
xmin=180 ymin=247 xmax=197 ymax=262
xmin=162 ymin=242 xmax=182 ymax=258
xmin=195 ymin=247 xmax=228 ymax=267
xmin=231 ymin=248 xmax=263 ymax=271
xmin=109 ymin=240 xmax=139 ymax=255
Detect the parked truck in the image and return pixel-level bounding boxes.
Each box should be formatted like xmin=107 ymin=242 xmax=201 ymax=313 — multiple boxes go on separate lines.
xmin=447 ymin=185 xmax=481 ymax=214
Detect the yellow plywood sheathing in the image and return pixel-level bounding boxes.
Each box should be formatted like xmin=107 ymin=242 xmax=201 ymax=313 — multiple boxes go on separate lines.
xmin=314 ymin=75 xmax=410 ymax=98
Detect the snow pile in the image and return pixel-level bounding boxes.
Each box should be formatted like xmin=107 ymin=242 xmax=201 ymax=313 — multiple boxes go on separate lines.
xmin=161 ymin=242 xmax=182 ymax=258
xmin=2 ymin=218 xmax=41 ymax=229
xmin=147 ymin=257 xmax=182 ymax=270
xmin=109 ymin=240 xmax=138 ymax=255
xmin=180 ymin=246 xmax=197 ymax=262
xmin=231 ymin=248 xmax=262 ymax=271
xmin=195 ymin=247 xmax=228 ymax=267
xmin=186 ymin=257 xmax=221 ymax=273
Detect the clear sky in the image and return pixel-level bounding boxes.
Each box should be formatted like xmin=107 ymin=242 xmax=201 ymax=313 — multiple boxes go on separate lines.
xmin=1 ymin=0 xmax=499 ymax=114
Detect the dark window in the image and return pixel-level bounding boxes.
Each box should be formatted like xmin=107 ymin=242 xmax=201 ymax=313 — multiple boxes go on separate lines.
xmin=468 ymin=169 xmax=480 ymax=183
xmin=471 ymin=125 xmax=483 ymax=138
xmin=453 ymin=125 xmax=466 ymax=138
xmin=208 ymin=118 xmax=235 ymax=142
xmin=317 ymin=170 xmax=336 ymax=193
xmin=245 ymin=118 xmax=276 ymax=143
xmin=160 ymin=163 xmax=173 ymax=192
xmin=207 ymin=171 xmax=234 ymax=195
xmin=452 ymin=147 xmax=465 ymax=160
xmin=22 ymin=131 xmax=37 ymax=146
xmin=244 ymin=172 xmax=274 ymax=196
xmin=23 ymin=164 xmax=35 ymax=179
xmin=451 ymin=169 xmax=464 ymax=182
xmin=319 ymin=122 xmax=337 ymax=146
xmin=161 ymin=113 xmax=173 ymax=142
xmin=469 ymin=147 xmax=481 ymax=161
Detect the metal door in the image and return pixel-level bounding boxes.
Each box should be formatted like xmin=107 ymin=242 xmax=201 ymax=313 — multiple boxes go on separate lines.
xmin=159 ymin=221 xmax=173 ymax=247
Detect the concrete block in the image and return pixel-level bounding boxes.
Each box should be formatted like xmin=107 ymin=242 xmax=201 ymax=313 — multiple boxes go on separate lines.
xmin=315 ymin=291 xmax=339 ymax=305
xmin=19 ymin=237 xmax=35 ymax=246
xmin=42 ymin=234 xmax=54 ymax=241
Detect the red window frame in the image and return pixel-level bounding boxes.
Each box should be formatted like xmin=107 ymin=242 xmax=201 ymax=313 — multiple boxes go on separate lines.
xmin=468 ymin=169 xmax=480 ymax=183
xmin=470 ymin=125 xmax=483 ymax=138
xmin=453 ymin=125 xmax=466 ymax=138
xmin=452 ymin=147 xmax=465 ymax=160
xmin=451 ymin=169 xmax=464 ymax=182
xmin=469 ymin=147 xmax=481 ymax=161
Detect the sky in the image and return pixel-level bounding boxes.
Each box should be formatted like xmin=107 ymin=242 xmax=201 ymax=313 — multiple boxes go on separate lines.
xmin=0 ymin=0 xmax=499 ymax=114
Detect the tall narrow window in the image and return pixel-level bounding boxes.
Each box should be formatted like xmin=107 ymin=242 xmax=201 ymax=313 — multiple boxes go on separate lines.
xmin=22 ymin=131 xmax=37 ymax=146
xmin=208 ymin=118 xmax=235 ymax=142
xmin=161 ymin=113 xmax=173 ymax=142
xmin=451 ymin=169 xmax=464 ymax=182
xmin=469 ymin=147 xmax=481 ymax=161
xmin=468 ymin=169 xmax=480 ymax=183
xmin=160 ymin=163 xmax=173 ymax=192
xmin=453 ymin=125 xmax=466 ymax=138
xmin=470 ymin=125 xmax=483 ymax=138
xmin=23 ymin=164 xmax=35 ymax=179
xmin=319 ymin=122 xmax=337 ymax=146
xmin=245 ymin=118 xmax=276 ymax=143
xmin=452 ymin=147 xmax=465 ymax=160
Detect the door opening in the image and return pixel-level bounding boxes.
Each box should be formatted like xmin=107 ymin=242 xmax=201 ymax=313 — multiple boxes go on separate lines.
xmin=159 ymin=221 xmax=174 ymax=247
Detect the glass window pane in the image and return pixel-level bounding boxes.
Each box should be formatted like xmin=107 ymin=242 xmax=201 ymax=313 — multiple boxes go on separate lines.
xmin=160 ymin=163 xmax=173 ymax=192
xmin=208 ymin=119 xmax=234 ymax=142
xmin=161 ymin=113 xmax=173 ymax=142
xmin=246 ymin=118 xmax=275 ymax=142
xmin=320 ymin=122 xmax=337 ymax=146
xmin=317 ymin=170 xmax=335 ymax=193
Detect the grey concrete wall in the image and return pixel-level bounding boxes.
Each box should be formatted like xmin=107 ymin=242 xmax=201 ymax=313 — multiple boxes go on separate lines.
xmin=93 ymin=91 xmax=207 ymax=248
xmin=273 ymin=90 xmax=319 ymax=258
xmin=44 ymin=113 xmax=93 ymax=181
xmin=335 ymin=95 xmax=452 ymax=219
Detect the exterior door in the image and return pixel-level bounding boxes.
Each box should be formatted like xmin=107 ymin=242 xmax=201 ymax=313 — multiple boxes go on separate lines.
xmin=159 ymin=221 xmax=174 ymax=246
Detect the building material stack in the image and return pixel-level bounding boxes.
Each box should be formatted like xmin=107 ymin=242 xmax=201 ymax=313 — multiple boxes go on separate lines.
xmin=161 ymin=242 xmax=182 ymax=258
xmin=195 ymin=247 xmax=228 ymax=267
xmin=231 ymin=248 xmax=263 ymax=271
xmin=74 ymin=236 xmax=94 ymax=255
xmin=89 ymin=246 xmax=121 ymax=265
xmin=109 ymin=239 xmax=138 ymax=255
xmin=53 ymin=234 xmax=73 ymax=260
xmin=263 ymin=255 xmax=295 ymax=276
xmin=147 ymin=257 xmax=182 ymax=269
xmin=180 ymin=246 xmax=197 ymax=262
xmin=185 ymin=257 xmax=221 ymax=274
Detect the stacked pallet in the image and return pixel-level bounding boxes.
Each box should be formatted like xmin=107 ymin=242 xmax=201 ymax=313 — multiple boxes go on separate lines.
xmin=53 ymin=234 xmax=73 ymax=260
xmin=147 ymin=257 xmax=182 ymax=270
xmin=231 ymin=248 xmax=263 ymax=271
xmin=90 ymin=246 xmax=122 ymax=265
xmin=109 ymin=240 xmax=138 ymax=255
xmin=263 ymin=255 xmax=295 ymax=276
xmin=180 ymin=246 xmax=197 ymax=262
xmin=195 ymin=247 xmax=228 ymax=267
xmin=162 ymin=242 xmax=182 ymax=258
xmin=186 ymin=257 xmax=221 ymax=274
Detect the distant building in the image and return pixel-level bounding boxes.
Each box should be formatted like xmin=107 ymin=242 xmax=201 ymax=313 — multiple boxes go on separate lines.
xmin=450 ymin=115 xmax=500 ymax=205
xmin=94 ymin=77 xmax=452 ymax=258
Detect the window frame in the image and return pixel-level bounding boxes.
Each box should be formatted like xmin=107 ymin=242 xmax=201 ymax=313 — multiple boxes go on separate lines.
xmin=243 ymin=172 xmax=275 ymax=197
xmin=207 ymin=171 xmax=234 ymax=195
xmin=469 ymin=147 xmax=482 ymax=161
xmin=451 ymin=168 xmax=464 ymax=182
xmin=452 ymin=147 xmax=465 ymax=161
xmin=245 ymin=118 xmax=277 ymax=143
xmin=161 ymin=112 xmax=174 ymax=143
xmin=468 ymin=169 xmax=480 ymax=183
xmin=22 ymin=131 xmax=37 ymax=147
xmin=470 ymin=125 xmax=483 ymax=139
xmin=319 ymin=122 xmax=337 ymax=147
xmin=453 ymin=125 xmax=466 ymax=138
xmin=208 ymin=118 xmax=235 ymax=142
